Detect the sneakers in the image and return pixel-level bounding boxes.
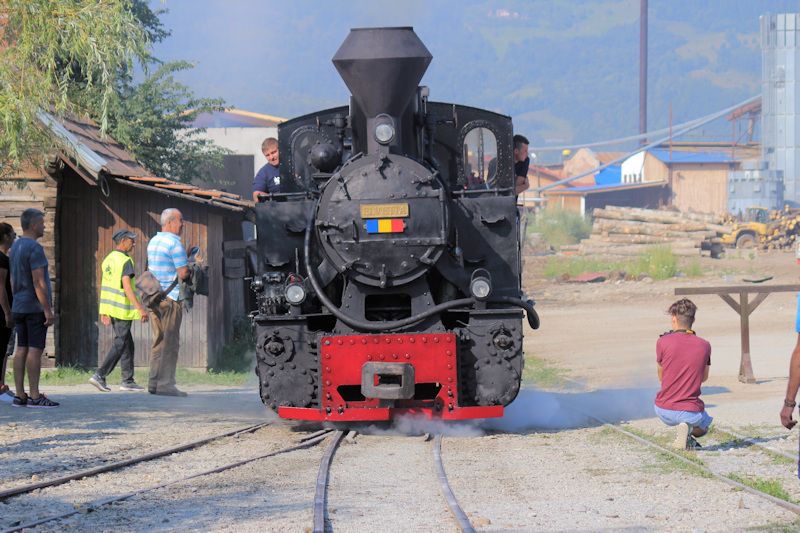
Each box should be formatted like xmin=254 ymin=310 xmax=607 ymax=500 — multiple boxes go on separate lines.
xmin=27 ymin=394 xmax=59 ymax=408
xmin=119 ymin=382 xmax=145 ymax=392
xmin=89 ymin=374 xmax=111 ymax=392
xmin=10 ymin=393 xmax=59 ymax=408
xmin=11 ymin=395 xmax=27 ymax=407
xmin=0 ymin=385 xmax=13 ymax=403
xmin=686 ymin=435 xmax=703 ymax=450
xmin=673 ymin=422 xmax=690 ymax=450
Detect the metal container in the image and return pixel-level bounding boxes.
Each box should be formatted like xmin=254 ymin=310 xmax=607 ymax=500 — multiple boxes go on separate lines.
xmin=761 ymin=13 xmax=800 ymax=204
xmin=727 ymin=168 xmax=784 ymax=214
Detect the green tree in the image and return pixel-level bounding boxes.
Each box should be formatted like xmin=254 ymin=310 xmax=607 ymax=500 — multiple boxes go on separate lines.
xmin=96 ymin=1 xmax=228 ymax=182
xmin=0 ymin=0 xmax=147 ymax=178
xmin=1 ymin=0 xmax=227 ymax=183
xmin=109 ymin=60 xmax=227 ymax=182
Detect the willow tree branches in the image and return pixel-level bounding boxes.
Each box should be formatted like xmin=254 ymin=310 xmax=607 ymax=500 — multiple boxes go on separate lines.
xmin=0 ymin=0 xmax=148 ymax=177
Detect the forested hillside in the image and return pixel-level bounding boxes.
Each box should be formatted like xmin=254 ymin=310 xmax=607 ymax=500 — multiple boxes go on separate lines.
xmin=155 ymin=0 xmax=797 ymax=147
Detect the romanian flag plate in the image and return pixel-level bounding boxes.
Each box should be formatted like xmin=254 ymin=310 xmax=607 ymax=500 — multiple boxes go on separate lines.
xmin=365 ymin=219 xmax=405 ymax=233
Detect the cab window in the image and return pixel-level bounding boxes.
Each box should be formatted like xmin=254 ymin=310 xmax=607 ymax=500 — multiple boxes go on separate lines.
xmin=462 ymin=127 xmax=498 ymax=190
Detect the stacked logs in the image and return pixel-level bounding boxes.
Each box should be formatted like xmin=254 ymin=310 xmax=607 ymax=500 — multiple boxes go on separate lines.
xmin=760 ymin=212 xmax=800 ymax=250
xmin=576 ymin=206 xmax=731 ymax=257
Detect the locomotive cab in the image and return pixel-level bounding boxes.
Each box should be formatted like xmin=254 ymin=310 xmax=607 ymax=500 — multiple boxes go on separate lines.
xmin=250 ymin=27 xmax=538 ymax=422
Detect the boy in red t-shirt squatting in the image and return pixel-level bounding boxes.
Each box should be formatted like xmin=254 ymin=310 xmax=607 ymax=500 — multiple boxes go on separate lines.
xmin=654 ymin=298 xmax=713 ymax=450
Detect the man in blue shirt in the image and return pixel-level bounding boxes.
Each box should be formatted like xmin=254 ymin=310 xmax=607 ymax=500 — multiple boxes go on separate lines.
xmin=252 ymin=137 xmax=281 ymax=201
xmin=146 ymin=208 xmax=190 ymax=396
xmin=10 ymin=208 xmax=58 ymax=408
xmin=780 ymin=293 xmax=800 ymax=428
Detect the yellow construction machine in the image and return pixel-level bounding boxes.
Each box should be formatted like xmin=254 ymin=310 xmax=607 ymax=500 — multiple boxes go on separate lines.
xmin=720 ymin=206 xmax=800 ymax=249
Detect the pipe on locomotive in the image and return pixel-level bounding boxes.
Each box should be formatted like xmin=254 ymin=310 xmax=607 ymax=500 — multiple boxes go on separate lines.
xmin=303 ymin=209 xmax=540 ymax=332
xmin=303 ymin=216 xmax=472 ymax=332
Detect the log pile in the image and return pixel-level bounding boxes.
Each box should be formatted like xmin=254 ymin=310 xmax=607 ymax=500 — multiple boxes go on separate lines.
xmin=577 ymin=206 xmax=731 ymax=257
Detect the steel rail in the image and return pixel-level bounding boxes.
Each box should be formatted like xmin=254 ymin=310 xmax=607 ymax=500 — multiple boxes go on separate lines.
xmin=312 ymin=430 xmax=345 ymax=533
xmin=432 ymin=434 xmax=476 ymax=533
xmin=713 ymin=425 xmax=797 ymax=462
xmin=583 ymin=412 xmax=800 ymax=516
xmin=0 ymin=422 xmax=271 ymax=501
xmin=2 ymin=431 xmax=332 ymax=533
xmin=560 ymin=376 xmax=797 ymax=462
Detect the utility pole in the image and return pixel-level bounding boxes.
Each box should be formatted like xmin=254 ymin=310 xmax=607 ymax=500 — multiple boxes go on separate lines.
xmin=639 ymin=0 xmax=648 ymax=146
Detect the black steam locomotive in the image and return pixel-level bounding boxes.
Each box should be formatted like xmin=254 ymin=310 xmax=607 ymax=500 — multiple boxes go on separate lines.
xmin=249 ymin=27 xmax=538 ymax=422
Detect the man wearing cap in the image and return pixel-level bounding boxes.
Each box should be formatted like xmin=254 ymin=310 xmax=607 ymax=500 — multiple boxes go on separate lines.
xmin=89 ymin=229 xmax=148 ymax=392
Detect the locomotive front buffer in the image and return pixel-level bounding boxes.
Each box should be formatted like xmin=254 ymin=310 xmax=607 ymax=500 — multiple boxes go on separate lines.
xmin=279 ymin=332 xmax=503 ymax=421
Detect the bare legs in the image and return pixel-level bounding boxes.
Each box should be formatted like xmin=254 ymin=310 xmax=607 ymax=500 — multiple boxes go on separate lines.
xmin=13 ymin=346 xmax=43 ymax=399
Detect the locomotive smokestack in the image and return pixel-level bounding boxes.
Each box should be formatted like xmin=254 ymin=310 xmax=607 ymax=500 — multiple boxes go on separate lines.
xmin=333 ymin=27 xmax=432 ymax=154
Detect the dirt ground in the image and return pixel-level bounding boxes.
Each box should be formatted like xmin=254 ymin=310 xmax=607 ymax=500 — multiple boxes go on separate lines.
xmin=2 ymin=250 xmax=800 ymax=531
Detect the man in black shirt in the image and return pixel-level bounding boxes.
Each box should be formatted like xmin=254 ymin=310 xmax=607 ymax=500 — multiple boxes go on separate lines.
xmin=513 ymin=134 xmax=530 ymax=195
xmin=0 ymin=222 xmax=15 ymax=400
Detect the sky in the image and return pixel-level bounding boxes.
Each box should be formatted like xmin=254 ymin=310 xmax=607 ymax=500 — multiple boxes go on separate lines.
xmin=151 ymin=0 xmax=800 ymax=148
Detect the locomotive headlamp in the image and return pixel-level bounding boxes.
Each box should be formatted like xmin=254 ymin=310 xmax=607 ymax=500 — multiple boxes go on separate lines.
xmin=285 ymin=283 xmax=307 ymax=305
xmin=470 ymin=269 xmax=493 ymax=301
xmin=373 ymin=115 xmax=395 ymax=144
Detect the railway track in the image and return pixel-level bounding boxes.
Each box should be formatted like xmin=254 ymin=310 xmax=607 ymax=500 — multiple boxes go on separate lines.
xmin=0 ymin=422 xmax=271 ymax=501
xmin=560 ymin=376 xmax=800 ymax=514
xmin=311 ymin=431 xmax=477 ymax=533
xmin=712 ymin=425 xmax=797 ymax=463
xmin=432 ymin=434 xmax=476 ymax=533
xmin=579 ymin=410 xmax=800 ymax=517
xmin=1 ymin=427 xmax=334 ymax=533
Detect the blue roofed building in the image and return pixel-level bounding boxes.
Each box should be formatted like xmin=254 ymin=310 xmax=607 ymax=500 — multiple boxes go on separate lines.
xmin=545 ymin=148 xmax=741 ymax=216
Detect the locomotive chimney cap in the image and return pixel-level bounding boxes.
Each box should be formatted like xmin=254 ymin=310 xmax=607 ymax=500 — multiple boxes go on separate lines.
xmin=333 ymin=27 xmax=432 ymax=118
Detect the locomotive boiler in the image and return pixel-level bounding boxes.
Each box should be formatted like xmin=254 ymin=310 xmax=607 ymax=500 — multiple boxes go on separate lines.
xmin=249 ymin=27 xmax=539 ymax=422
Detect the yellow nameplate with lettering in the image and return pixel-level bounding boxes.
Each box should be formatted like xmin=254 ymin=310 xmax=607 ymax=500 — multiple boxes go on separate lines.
xmin=360 ymin=203 xmax=409 ymax=219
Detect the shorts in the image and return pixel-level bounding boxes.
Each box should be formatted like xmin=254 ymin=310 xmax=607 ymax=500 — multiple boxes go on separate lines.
xmin=654 ymin=405 xmax=713 ymax=430
xmin=0 ymin=323 xmax=12 ymax=371
xmin=13 ymin=313 xmax=48 ymax=350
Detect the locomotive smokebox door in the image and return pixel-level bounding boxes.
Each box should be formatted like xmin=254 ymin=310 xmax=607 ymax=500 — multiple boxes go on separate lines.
xmin=361 ymin=362 xmax=415 ymax=400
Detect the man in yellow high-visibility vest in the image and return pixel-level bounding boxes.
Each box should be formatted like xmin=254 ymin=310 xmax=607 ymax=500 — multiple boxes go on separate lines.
xmin=89 ymin=230 xmax=148 ymax=392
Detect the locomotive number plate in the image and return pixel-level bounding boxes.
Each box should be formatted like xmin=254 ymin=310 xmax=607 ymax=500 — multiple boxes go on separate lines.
xmin=360 ymin=203 xmax=409 ymax=219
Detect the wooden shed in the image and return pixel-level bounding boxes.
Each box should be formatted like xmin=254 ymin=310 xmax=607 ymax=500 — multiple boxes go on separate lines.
xmin=635 ymin=149 xmax=740 ymax=216
xmin=0 ymin=114 xmax=252 ymax=369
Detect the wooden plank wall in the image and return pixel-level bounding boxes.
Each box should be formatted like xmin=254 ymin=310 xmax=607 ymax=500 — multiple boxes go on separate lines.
xmin=58 ymin=168 xmax=241 ymax=369
xmin=0 ymin=165 xmax=59 ymax=364
xmin=671 ymin=165 xmax=730 ymax=216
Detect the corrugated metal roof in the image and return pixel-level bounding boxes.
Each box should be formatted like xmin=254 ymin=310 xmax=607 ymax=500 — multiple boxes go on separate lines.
xmin=649 ymin=149 xmax=734 ymax=164
xmin=45 ymin=113 xmax=251 ymax=211
xmin=57 ymin=115 xmax=150 ymax=177
xmin=190 ymin=109 xmax=285 ymax=128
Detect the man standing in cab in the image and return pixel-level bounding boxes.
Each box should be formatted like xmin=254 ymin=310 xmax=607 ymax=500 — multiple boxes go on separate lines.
xmin=90 ymin=229 xmax=149 ymax=392
xmin=252 ymin=137 xmax=281 ymax=201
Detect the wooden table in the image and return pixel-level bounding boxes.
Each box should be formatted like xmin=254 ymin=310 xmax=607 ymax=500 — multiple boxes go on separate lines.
xmin=675 ymin=284 xmax=800 ymax=383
